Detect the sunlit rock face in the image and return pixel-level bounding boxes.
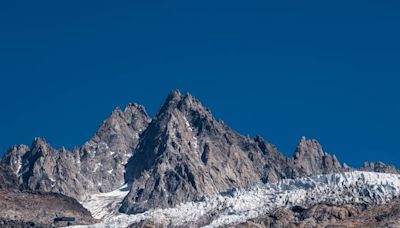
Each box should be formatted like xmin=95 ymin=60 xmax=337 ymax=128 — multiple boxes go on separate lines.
xmin=120 ymin=91 xmax=348 ymax=214
xmin=1 ymin=103 xmax=150 ymax=200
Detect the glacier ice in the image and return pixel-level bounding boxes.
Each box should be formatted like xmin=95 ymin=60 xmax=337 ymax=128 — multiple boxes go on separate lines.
xmin=73 ymin=171 xmax=400 ymax=228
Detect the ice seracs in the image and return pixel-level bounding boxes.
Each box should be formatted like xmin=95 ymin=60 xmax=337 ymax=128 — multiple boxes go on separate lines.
xmin=75 ymin=171 xmax=400 ymax=228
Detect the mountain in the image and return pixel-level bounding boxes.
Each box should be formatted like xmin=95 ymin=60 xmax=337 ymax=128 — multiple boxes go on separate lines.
xmin=120 ymin=90 xmax=348 ymax=214
xmin=1 ymin=89 xmax=399 ymax=228
xmin=0 ymin=103 xmax=150 ymax=200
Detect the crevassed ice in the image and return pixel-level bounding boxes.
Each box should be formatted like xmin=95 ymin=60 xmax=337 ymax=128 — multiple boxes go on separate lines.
xmin=73 ymin=171 xmax=400 ymax=228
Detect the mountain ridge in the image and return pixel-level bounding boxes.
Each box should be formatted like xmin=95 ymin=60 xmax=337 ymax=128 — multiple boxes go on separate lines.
xmin=120 ymin=90 xmax=350 ymax=214
xmin=1 ymin=90 xmax=399 ymax=227
xmin=0 ymin=103 xmax=150 ymax=200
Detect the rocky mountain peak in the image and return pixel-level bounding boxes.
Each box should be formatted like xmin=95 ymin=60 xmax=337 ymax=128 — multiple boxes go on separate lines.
xmin=0 ymin=102 xmax=151 ymax=200
xmin=31 ymin=137 xmax=51 ymax=156
xmin=360 ymin=161 xmax=399 ymax=174
xmin=0 ymin=145 xmax=29 ymax=178
xmin=156 ymin=90 xmax=182 ymax=115
xmin=294 ymin=136 xmax=324 ymax=159
xmin=121 ymin=93 xmax=288 ymax=214
xmin=293 ymin=136 xmax=343 ymax=176
xmin=156 ymin=90 xmax=210 ymax=120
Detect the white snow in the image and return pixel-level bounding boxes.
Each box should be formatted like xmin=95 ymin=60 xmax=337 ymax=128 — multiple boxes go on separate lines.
xmin=15 ymin=160 xmax=22 ymax=177
xmin=183 ymin=116 xmax=193 ymax=132
xmin=72 ymin=171 xmax=400 ymax=228
xmin=80 ymin=184 xmax=131 ymax=221
xmin=192 ymin=136 xmax=199 ymax=150
xmin=93 ymin=163 xmax=102 ymax=172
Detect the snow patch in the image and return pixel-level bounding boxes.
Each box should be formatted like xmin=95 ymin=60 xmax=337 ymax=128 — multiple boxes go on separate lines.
xmin=192 ymin=136 xmax=199 ymax=150
xmin=183 ymin=116 xmax=193 ymax=132
xmin=15 ymin=159 xmax=22 ymax=177
xmin=93 ymin=163 xmax=102 ymax=172
xmin=80 ymin=184 xmax=131 ymax=221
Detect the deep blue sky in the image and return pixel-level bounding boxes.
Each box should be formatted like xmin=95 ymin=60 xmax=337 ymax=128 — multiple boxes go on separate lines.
xmin=0 ymin=0 xmax=399 ymax=167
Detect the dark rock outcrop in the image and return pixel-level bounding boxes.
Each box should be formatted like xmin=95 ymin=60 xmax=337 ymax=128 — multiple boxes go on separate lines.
xmin=360 ymin=161 xmax=400 ymax=174
xmin=233 ymin=197 xmax=400 ymax=228
xmin=0 ymin=190 xmax=96 ymax=227
xmin=0 ymin=163 xmax=20 ymax=190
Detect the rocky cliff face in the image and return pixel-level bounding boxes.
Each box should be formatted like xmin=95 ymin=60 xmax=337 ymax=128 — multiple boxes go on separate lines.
xmin=0 ymin=163 xmax=20 ymax=190
xmin=0 ymin=103 xmax=150 ymax=200
xmin=120 ymin=91 xmax=348 ymax=214
xmin=292 ymin=136 xmax=346 ymax=177
xmin=121 ymin=91 xmax=270 ymax=213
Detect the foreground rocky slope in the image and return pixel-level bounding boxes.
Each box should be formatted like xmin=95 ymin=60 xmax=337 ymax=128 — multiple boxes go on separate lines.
xmin=0 ymin=190 xmax=95 ymax=227
xmin=0 ymin=163 xmax=95 ymax=227
xmin=121 ymin=91 xmax=348 ymax=214
xmin=0 ymin=103 xmax=150 ymax=200
xmin=234 ymin=197 xmax=400 ymax=228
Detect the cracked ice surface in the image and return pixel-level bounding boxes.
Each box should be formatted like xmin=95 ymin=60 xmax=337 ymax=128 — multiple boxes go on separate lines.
xmin=73 ymin=171 xmax=400 ymax=228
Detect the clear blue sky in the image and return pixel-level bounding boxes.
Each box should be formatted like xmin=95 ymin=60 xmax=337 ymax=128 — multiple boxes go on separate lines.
xmin=0 ymin=0 xmax=399 ymax=167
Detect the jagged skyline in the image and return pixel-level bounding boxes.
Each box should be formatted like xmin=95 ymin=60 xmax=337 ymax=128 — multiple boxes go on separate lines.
xmin=1 ymin=1 xmax=400 ymax=168
xmin=1 ymin=86 xmax=400 ymax=170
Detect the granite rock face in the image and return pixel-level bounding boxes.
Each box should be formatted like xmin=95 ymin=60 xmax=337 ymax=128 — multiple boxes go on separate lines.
xmin=120 ymin=91 xmax=347 ymax=214
xmin=0 ymin=163 xmax=20 ymax=190
xmin=292 ymin=136 xmax=346 ymax=177
xmin=0 ymin=103 xmax=150 ymax=200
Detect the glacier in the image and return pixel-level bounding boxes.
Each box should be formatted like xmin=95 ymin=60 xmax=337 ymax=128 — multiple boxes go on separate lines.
xmin=73 ymin=171 xmax=400 ymax=227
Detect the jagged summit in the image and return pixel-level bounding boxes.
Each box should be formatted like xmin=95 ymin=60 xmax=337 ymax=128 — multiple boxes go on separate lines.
xmin=121 ymin=91 xmax=270 ymax=213
xmin=0 ymin=102 xmax=150 ymax=200
xmin=120 ymin=93 xmax=348 ymax=214
xmin=155 ymin=90 xmax=211 ymax=122
xmin=293 ymin=136 xmax=344 ymax=176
